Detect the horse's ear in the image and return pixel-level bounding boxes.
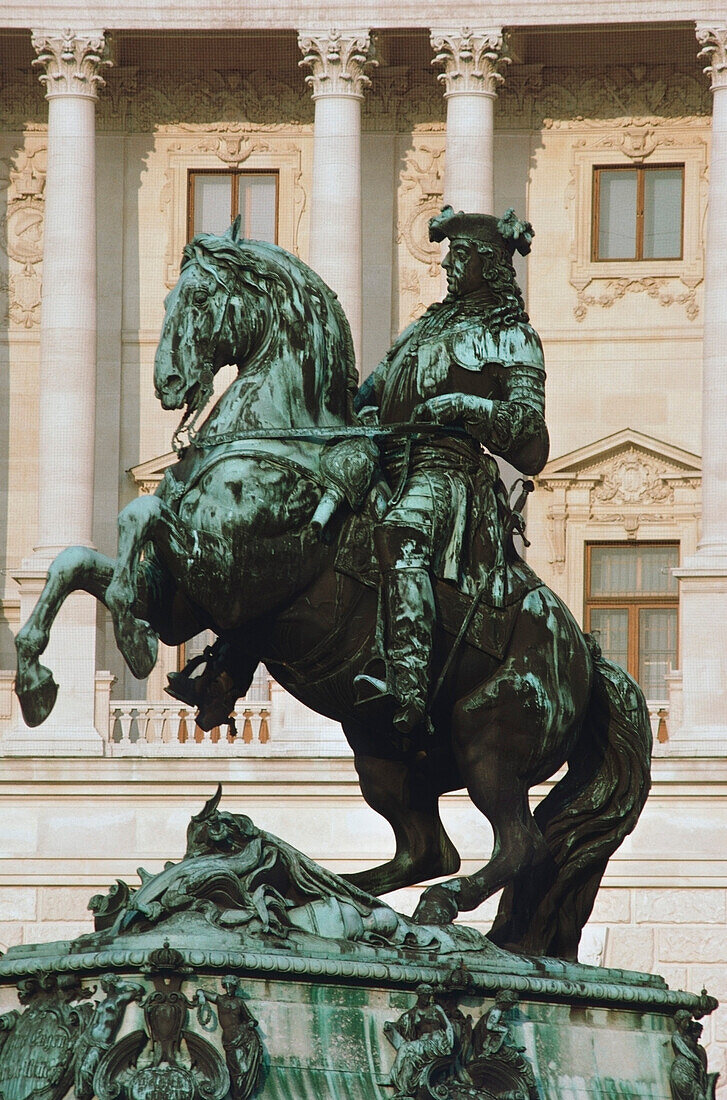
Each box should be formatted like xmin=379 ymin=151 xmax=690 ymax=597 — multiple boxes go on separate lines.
xmin=227 ymin=215 xmax=242 ymax=242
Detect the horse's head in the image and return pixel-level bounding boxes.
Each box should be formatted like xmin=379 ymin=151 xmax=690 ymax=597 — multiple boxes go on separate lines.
xmin=154 ymin=221 xmax=357 ymax=429
xmin=154 ymin=220 xmax=248 ymax=414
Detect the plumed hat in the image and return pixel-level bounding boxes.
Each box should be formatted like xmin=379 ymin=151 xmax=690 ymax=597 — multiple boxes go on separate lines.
xmin=429 ymin=204 xmax=534 ymax=257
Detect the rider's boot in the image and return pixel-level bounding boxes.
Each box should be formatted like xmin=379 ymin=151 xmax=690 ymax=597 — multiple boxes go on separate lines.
xmin=354 ymin=525 xmax=434 ymax=735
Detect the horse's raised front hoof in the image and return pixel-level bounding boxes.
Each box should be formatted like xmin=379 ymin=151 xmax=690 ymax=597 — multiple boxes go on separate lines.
xmin=116 ymin=616 xmax=159 ymax=680
xmin=412 ymin=883 xmax=459 ymax=926
xmin=15 ymin=663 xmax=59 ymax=727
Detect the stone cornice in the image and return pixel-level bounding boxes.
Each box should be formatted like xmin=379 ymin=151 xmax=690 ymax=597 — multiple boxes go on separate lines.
xmin=31 ymin=29 xmax=112 ymax=100
xmin=297 ymin=29 xmax=377 ymax=100
xmin=430 ymin=27 xmax=510 ymax=98
xmin=696 ymin=24 xmax=727 ymax=90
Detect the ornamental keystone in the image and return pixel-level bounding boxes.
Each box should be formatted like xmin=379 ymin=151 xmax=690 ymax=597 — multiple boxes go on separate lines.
xmin=298 ymin=29 xmax=377 ymax=99
xmin=696 ymin=25 xmax=727 ymax=90
xmin=430 ymin=27 xmax=510 ymax=97
xmin=31 ymin=29 xmax=112 ymax=99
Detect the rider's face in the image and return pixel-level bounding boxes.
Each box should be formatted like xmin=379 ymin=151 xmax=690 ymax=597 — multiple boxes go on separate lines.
xmin=442 ymin=240 xmax=484 ymax=298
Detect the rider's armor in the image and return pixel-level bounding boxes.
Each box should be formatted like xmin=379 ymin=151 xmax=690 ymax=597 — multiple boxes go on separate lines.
xmin=354 ymin=207 xmax=548 ymax=737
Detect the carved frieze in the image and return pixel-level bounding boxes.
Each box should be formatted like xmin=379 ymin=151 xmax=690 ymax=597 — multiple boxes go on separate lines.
xmin=385 ymin=984 xmax=539 ymax=1100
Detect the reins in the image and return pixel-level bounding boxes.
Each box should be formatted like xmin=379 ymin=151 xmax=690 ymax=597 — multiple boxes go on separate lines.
xmin=177 ymin=421 xmax=470 ymax=452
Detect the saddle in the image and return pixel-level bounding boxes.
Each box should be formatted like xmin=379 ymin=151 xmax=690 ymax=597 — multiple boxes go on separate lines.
xmin=335 ymin=507 xmax=542 ymax=662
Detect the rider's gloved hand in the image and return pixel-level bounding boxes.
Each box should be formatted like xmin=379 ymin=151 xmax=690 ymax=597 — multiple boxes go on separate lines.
xmin=357 ymin=405 xmax=380 ymax=426
xmin=412 ymin=394 xmax=467 ymax=423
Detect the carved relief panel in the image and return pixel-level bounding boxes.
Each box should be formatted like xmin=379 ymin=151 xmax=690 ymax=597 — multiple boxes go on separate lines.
xmin=396 ymin=136 xmax=446 ymax=330
xmin=0 ymin=138 xmax=46 ymax=329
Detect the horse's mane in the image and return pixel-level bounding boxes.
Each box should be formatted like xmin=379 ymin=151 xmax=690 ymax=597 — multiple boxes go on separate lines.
xmin=181 ymin=232 xmax=358 ymax=422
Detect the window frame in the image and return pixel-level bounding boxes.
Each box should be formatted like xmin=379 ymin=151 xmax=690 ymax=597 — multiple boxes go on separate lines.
xmin=591 ymin=163 xmax=684 ymax=263
xmin=187 ymin=167 xmax=280 ymax=244
xmin=584 ymin=540 xmax=679 ymax=701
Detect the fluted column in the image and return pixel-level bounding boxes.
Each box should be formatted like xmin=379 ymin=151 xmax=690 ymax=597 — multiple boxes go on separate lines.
xmin=670 ymin=25 xmax=727 ymax=752
xmin=298 ymin=29 xmax=377 ymax=371
xmin=9 ymin=31 xmax=111 ymax=754
xmin=32 ymin=29 xmax=111 ymax=557
xmin=430 ymin=27 xmax=509 ymax=214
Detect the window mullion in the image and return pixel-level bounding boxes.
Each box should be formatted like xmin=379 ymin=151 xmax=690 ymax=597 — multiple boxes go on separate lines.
xmin=635 ymin=167 xmax=645 ymax=260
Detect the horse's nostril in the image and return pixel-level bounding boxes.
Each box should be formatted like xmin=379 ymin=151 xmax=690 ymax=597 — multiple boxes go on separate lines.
xmin=163 ymin=373 xmax=183 ymax=392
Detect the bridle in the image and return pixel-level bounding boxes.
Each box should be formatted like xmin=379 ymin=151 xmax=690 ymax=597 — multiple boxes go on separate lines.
xmin=171 ymin=267 xmax=234 ymax=454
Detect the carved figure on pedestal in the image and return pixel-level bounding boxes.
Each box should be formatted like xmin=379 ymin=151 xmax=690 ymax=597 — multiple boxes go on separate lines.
xmin=385 ymin=984 xmax=456 ymax=1099
xmin=73 ymin=974 xmax=145 ymax=1100
xmin=196 ymin=975 xmax=263 ymax=1100
xmin=469 ymin=992 xmax=539 ymax=1099
xmin=670 ymin=1010 xmax=719 ymax=1100
xmin=16 ymin=209 xmax=652 ymax=961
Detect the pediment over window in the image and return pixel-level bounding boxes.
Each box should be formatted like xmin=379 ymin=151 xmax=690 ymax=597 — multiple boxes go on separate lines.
xmin=537 ymin=429 xmax=701 ymax=510
xmin=129 ymin=452 xmax=177 ymax=495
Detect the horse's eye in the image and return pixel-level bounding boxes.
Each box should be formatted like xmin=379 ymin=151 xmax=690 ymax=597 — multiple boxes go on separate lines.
xmin=192 ymin=288 xmax=210 ymax=306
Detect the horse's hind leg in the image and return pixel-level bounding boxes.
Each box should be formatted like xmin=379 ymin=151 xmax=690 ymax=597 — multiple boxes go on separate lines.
xmin=413 ymin=668 xmax=553 ymax=925
xmin=15 ymin=547 xmax=117 ymax=726
xmin=342 ymin=752 xmax=460 ymax=897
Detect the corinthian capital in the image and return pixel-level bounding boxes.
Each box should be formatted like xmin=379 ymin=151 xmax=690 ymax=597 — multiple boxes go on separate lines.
xmin=32 ymin=29 xmax=112 ymax=99
xmin=696 ymin=25 xmax=727 ymax=90
xmin=430 ymin=27 xmax=510 ymax=97
xmin=298 ymin=29 xmax=377 ymax=99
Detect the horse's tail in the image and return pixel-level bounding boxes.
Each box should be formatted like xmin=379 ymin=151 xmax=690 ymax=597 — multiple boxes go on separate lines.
xmin=490 ymin=637 xmax=652 ymax=961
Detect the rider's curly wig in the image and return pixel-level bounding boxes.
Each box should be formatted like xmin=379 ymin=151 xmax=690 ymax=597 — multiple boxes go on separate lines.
xmin=473 ymin=242 xmax=530 ymax=331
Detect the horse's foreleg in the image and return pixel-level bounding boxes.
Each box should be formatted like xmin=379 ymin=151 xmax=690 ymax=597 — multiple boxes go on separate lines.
xmin=15 ymin=547 xmax=118 ymax=727
xmin=342 ymin=751 xmax=460 ymax=896
xmin=105 ymin=495 xmax=229 ymax=679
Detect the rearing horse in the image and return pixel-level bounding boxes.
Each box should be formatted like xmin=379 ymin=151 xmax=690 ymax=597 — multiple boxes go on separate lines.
xmin=15 ymin=224 xmax=652 ymax=960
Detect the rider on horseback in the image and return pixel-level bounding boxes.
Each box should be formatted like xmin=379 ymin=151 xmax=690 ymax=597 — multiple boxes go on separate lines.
xmin=353 ymin=206 xmax=550 ymax=736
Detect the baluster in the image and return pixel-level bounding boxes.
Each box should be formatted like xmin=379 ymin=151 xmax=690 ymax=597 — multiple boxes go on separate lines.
xmin=259 ymin=708 xmax=270 ymax=744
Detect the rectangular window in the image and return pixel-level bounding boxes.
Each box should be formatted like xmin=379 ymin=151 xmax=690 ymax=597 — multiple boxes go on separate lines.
xmin=593 ymin=165 xmax=683 ymax=261
xmin=188 ymin=170 xmax=278 ymax=242
xmin=585 ymin=542 xmax=679 ymax=701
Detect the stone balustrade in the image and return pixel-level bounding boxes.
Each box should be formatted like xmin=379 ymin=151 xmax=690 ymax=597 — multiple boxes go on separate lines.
xmin=108 ymin=699 xmax=271 ymax=755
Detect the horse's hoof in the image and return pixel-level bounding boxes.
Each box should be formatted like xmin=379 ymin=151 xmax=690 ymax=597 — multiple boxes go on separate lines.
xmin=15 ymin=664 xmax=59 ymax=727
xmin=118 ymin=618 xmax=158 ymax=680
xmin=412 ymin=884 xmax=459 ymax=926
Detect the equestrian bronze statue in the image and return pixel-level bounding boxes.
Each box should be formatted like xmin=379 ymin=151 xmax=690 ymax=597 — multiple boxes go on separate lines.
xmin=15 ymin=206 xmax=652 ymax=962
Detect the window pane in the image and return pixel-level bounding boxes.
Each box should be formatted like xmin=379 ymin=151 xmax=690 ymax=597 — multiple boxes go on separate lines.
xmin=597 ymin=170 xmax=637 ymax=259
xmin=639 ymin=608 xmax=677 ymax=699
xmin=643 ymin=168 xmax=683 ymax=259
xmin=638 ymin=544 xmax=678 ymax=595
xmin=590 ymin=544 xmax=677 ymax=596
xmin=193 ymin=174 xmax=233 ymax=236
xmin=590 ymin=546 xmax=637 ymax=596
xmin=239 ymin=174 xmax=277 ymax=242
xmin=590 ymin=608 xmax=629 ymax=672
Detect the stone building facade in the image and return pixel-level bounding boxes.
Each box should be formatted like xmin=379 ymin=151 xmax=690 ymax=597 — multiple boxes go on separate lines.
xmin=0 ymin=2 xmax=726 ymax=1090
